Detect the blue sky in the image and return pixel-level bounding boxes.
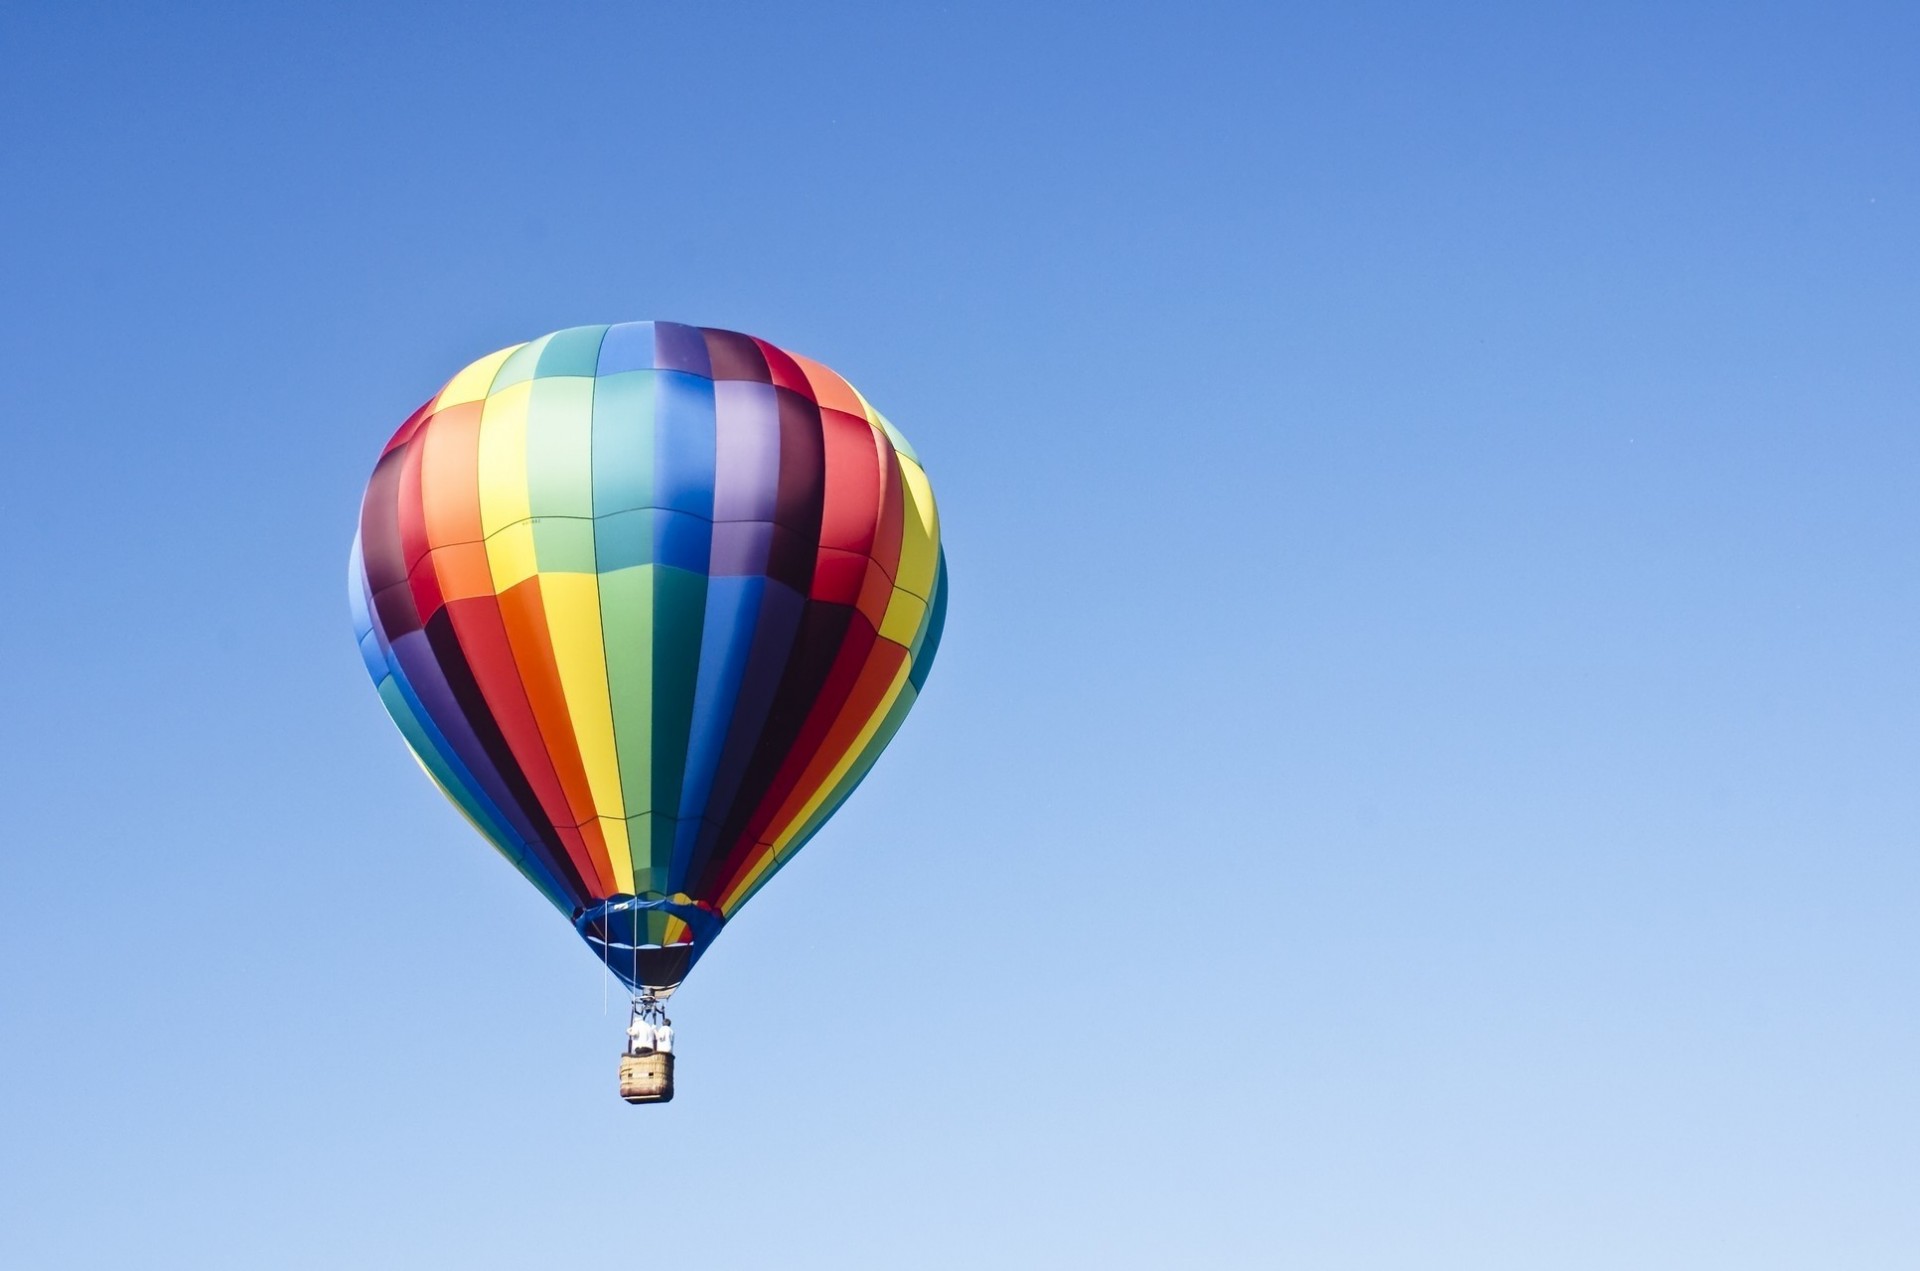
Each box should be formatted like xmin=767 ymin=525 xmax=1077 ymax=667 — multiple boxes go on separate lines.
xmin=3 ymin=2 xmax=1917 ymax=1267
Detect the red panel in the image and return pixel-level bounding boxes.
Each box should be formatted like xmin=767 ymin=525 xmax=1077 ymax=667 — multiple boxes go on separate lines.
xmin=443 ymin=593 xmax=609 ymax=894
xmin=752 ymin=338 xmax=813 ymax=397
xmin=818 ymin=408 xmax=881 ymax=555
xmin=810 ymin=548 xmax=867 ymax=605
xmin=869 ymin=431 xmax=905 ymax=584
xmin=380 ymin=397 xmax=435 ymax=457
xmin=406 ymin=549 xmax=446 ymax=624
xmin=396 ymin=420 xmax=432 ymax=575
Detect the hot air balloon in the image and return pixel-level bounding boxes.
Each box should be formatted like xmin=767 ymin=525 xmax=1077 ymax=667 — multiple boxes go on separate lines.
xmin=349 ymin=322 xmax=946 ymax=1102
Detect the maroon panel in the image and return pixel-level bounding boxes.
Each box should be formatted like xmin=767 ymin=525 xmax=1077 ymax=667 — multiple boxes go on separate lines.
xmin=703 ymin=328 xmax=770 ymax=383
xmin=713 ymin=608 xmax=880 ymax=886
xmin=772 ymin=387 xmax=825 ymax=534
xmin=396 ymin=414 xmax=433 ymax=575
xmin=693 ymin=600 xmax=854 ymax=898
xmin=358 ymin=446 xmax=412 ymax=595
xmin=764 ymin=522 xmax=816 ymax=595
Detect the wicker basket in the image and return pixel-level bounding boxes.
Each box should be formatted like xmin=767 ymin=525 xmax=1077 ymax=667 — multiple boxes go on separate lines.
xmin=619 ymin=1052 xmax=675 ymax=1104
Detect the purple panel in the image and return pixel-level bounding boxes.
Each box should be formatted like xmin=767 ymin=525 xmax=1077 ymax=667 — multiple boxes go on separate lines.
xmin=709 ymin=520 xmax=774 ymax=576
xmin=654 ymin=322 xmax=712 ymax=378
xmin=712 ymin=380 xmax=781 ymax=522
xmin=388 ymin=628 xmax=573 ymax=891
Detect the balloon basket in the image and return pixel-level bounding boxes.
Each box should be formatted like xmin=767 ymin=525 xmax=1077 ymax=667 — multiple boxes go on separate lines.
xmin=619 ymin=1052 xmax=675 ymax=1104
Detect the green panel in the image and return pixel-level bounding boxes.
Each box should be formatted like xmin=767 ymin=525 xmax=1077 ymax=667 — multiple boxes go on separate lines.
xmin=600 ymin=564 xmax=655 ymax=830
xmin=535 ymin=324 xmax=608 ymax=378
xmin=621 ymin=813 xmax=662 ymax=895
xmin=524 ymin=375 xmax=596 ymax=516
xmin=492 ymin=334 xmax=552 ymax=392
xmin=873 ymin=410 xmax=918 ymax=463
xmin=623 ymin=812 xmax=696 ymax=895
xmin=532 ymin=516 xmax=597 ymax=573
xmin=648 ymin=566 xmax=707 ymax=872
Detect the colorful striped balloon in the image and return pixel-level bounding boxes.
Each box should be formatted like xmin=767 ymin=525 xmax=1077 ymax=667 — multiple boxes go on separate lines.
xmin=350 ymin=323 xmax=946 ymax=993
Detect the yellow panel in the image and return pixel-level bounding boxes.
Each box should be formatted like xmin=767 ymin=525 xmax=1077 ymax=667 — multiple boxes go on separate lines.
xmin=894 ymin=457 xmax=939 ymax=600
xmin=485 ymin=521 xmax=540 ymax=591
xmin=475 ymin=379 xmax=534 ymax=537
xmin=541 ymin=573 xmax=630 ymax=892
xmin=878 ymin=588 xmax=927 ymax=646
xmin=720 ymin=658 xmax=914 ymax=914
xmin=432 ymin=344 xmax=523 ymax=410
xmin=589 ymin=817 xmax=635 ymax=894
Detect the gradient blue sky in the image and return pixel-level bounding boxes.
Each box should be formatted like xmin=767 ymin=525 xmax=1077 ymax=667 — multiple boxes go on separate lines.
xmin=3 ymin=2 xmax=1917 ymax=1267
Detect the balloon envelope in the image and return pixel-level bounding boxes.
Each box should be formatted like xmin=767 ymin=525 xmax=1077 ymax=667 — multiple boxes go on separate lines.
xmin=350 ymin=323 xmax=946 ymax=992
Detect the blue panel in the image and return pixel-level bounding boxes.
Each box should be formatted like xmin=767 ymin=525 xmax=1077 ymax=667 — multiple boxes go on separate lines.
xmin=680 ymin=579 xmax=806 ymax=886
xmin=347 ymin=534 xmax=372 ymax=633
xmin=358 ymin=629 xmax=386 ymax=682
xmin=381 ymin=630 xmax=573 ymax=910
xmin=670 ymin=575 xmax=766 ymax=884
xmin=597 ymin=322 xmax=657 ymax=376
xmin=655 ymin=508 xmax=712 ymax=575
xmin=653 ymin=371 xmax=717 ymax=517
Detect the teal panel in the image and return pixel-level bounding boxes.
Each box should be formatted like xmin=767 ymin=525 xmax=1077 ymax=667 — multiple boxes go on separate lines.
xmin=535 ymin=324 xmax=608 ymax=378
xmin=592 ymin=370 xmax=654 ymax=515
xmin=594 ymin=508 xmax=654 ymax=572
xmin=648 ymin=565 xmax=708 ymax=868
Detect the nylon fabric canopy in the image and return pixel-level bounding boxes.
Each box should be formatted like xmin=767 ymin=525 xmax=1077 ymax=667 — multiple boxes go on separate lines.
xmin=350 ymin=322 xmax=946 ymax=990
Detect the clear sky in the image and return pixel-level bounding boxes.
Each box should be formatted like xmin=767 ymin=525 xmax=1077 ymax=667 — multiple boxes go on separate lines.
xmin=3 ymin=2 xmax=1916 ymax=1267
